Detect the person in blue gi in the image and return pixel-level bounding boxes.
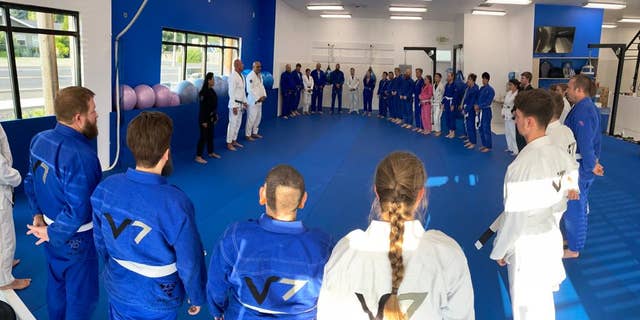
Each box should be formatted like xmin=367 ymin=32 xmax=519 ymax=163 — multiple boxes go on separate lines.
xmin=474 ymin=72 xmax=496 ymax=152
xmin=280 ymin=64 xmax=296 ymax=119
xmin=399 ymin=68 xmax=414 ymax=129
xmin=443 ymin=72 xmax=457 ymax=138
xmin=207 ymin=165 xmax=332 ymax=320
xmin=362 ymin=70 xmax=376 ymax=116
xmin=330 ymin=63 xmax=345 ymax=114
xmin=461 ymin=74 xmax=479 ymax=149
xmin=91 ymin=111 xmax=206 ymax=320
xmin=389 ymin=68 xmax=401 ymax=123
xmin=563 ymin=74 xmax=604 ymax=259
xmin=413 ymin=68 xmax=425 ymax=131
xmin=293 ymin=63 xmax=304 ymax=117
xmin=24 ymin=86 xmax=102 ymax=320
xmin=454 ymin=72 xmax=467 ymax=137
xmin=310 ymin=63 xmax=326 ymax=114
xmin=377 ymin=72 xmax=389 ymax=118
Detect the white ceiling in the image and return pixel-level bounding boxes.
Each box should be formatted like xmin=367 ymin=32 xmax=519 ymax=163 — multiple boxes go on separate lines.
xmin=283 ymin=0 xmax=640 ymax=24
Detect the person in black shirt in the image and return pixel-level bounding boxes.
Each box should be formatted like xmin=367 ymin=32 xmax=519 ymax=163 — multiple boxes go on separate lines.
xmin=515 ymin=71 xmax=534 ymax=151
xmin=196 ymin=72 xmax=221 ymax=164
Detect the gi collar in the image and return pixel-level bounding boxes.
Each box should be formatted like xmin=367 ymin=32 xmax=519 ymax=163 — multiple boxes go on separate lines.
xmin=259 ymin=213 xmax=306 ymax=234
xmin=125 ymin=168 xmax=167 ymax=185
xmin=524 ymin=135 xmax=551 ymax=150
xmin=55 ymin=123 xmax=89 ymax=141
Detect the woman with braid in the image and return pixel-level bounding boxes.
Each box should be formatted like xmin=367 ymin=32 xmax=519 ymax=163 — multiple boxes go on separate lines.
xmin=317 ymin=152 xmax=474 ymax=319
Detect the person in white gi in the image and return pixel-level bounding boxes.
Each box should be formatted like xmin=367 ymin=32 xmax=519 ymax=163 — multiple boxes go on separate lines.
xmin=346 ymin=67 xmax=360 ymax=114
xmin=490 ymin=89 xmax=579 ymax=320
xmin=227 ymin=59 xmax=248 ymax=151
xmin=431 ymin=72 xmax=445 ymax=136
xmin=502 ymin=79 xmax=520 ymax=156
xmin=318 ymin=151 xmax=474 ymax=320
xmin=245 ymin=61 xmax=267 ymax=141
xmin=0 ymin=123 xmax=29 ymax=290
xmin=548 ymin=91 xmax=577 ymax=159
xmin=302 ymin=68 xmax=314 ymax=115
xmin=551 ymin=84 xmax=572 ymax=124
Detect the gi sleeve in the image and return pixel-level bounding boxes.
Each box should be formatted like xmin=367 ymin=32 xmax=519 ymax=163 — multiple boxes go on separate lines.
xmin=173 ymin=199 xmax=207 ymax=307
xmin=207 ymin=224 xmax=237 ymax=317
xmin=574 ymin=112 xmax=597 ymax=174
xmin=0 ymin=152 xmax=20 ymax=188
xmin=90 ymin=186 xmax=109 ymax=264
xmin=490 ymin=172 xmax=526 ymax=262
xmin=441 ymin=240 xmax=475 ymax=320
xmin=24 ymin=140 xmax=42 ymax=216
xmin=48 ymin=152 xmax=102 ymax=247
xmin=228 ymin=75 xmax=237 ymax=109
xmin=478 ymin=87 xmax=495 ymax=108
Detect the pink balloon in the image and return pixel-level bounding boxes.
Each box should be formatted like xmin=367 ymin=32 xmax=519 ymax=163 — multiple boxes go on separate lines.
xmin=121 ymin=85 xmax=137 ymax=111
xmin=134 ymin=84 xmax=155 ymax=109
xmin=169 ymin=93 xmax=180 ymax=106
xmin=153 ymin=84 xmax=173 ymax=107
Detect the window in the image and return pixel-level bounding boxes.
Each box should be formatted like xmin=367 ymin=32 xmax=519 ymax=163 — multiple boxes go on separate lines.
xmin=0 ymin=2 xmax=81 ymax=120
xmin=161 ymin=28 xmax=240 ymax=89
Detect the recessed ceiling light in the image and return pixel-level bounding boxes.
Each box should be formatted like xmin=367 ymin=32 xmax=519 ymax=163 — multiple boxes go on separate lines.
xmin=389 ymin=7 xmax=428 ymax=13
xmin=307 ymin=5 xmax=344 ymax=11
xmin=472 ymin=9 xmax=507 ymax=16
xmin=602 ymin=23 xmax=618 ymax=28
xmin=618 ymin=17 xmax=640 ymax=23
xmin=390 ymin=15 xmax=423 ymax=20
xmin=583 ymin=1 xmax=627 ymax=9
xmin=320 ymin=14 xmax=351 ymax=18
xmin=484 ymin=0 xmax=531 ymax=4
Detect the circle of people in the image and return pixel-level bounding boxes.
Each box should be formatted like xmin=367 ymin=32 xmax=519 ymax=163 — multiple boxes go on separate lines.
xmin=0 ymin=63 xmax=602 ymax=320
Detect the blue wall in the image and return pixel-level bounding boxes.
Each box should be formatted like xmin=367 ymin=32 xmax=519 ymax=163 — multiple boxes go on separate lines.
xmin=533 ymin=4 xmax=604 ymax=58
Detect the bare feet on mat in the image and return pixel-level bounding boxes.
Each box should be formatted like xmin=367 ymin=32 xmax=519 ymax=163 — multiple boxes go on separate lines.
xmin=233 ymin=141 xmax=244 ymax=148
xmin=563 ymin=249 xmax=580 ymax=259
xmin=466 ymin=144 xmax=475 ymax=149
xmin=252 ymin=134 xmax=263 ymax=139
xmin=194 ymin=156 xmax=207 ymax=164
xmin=12 ymin=259 xmax=19 ymax=268
xmin=245 ymin=136 xmax=255 ymax=141
xmin=0 ymin=278 xmax=31 ymax=290
xmin=208 ymin=153 xmax=221 ymax=159
xmin=480 ymin=147 xmax=491 ymax=153
xmin=227 ymin=144 xmax=237 ymax=151
xmin=433 ymin=132 xmax=441 ymax=136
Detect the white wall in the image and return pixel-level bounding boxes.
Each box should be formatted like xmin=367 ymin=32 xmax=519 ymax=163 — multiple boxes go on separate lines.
xmin=274 ymin=0 xmax=457 ymax=110
xmin=598 ymin=27 xmax=639 ymax=99
xmin=11 ymin=0 xmax=112 ymax=169
xmin=463 ymin=6 xmax=534 ymax=100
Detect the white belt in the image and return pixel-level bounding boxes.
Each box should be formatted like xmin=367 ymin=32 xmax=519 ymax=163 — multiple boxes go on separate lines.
xmin=575 ymin=153 xmax=582 ymax=160
xmin=113 ymin=258 xmax=177 ymax=278
xmin=43 ymin=215 xmax=93 ymax=233
xmin=444 ymin=96 xmax=453 ymax=100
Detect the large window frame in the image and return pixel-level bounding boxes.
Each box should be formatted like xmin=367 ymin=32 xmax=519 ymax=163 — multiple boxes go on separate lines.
xmin=161 ymin=27 xmax=240 ymax=87
xmin=0 ymin=1 xmax=81 ymax=120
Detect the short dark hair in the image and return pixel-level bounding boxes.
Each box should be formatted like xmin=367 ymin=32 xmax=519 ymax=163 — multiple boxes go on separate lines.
xmin=482 ymin=72 xmax=490 ymax=80
xmin=265 ymin=165 xmax=305 ymax=213
xmin=514 ymin=89 xmax=553 ymax=129
xmin=468 ymin=73 xmax=477 ymax=82
xmin=435 ymin=72 xmax=442 ymax=78
xmin=508 ymin=78 xmax=520 ymax=88
xmin=521 ymin=71 xmax=533 ymax=82
xmin=382 ymin=71 xmax=388 ymax=75
xmin=295 ymin=63 xmax=301 ymax=68
xmin=305 ymin=68 xmax=310 ymax=72
xmin=549 ymin=91 xmax=564 ymax=119
xmin=54 ymin=86 xmax=95 ymax=123
xmin=416 ymin=68 xmax=423 ymax=73
xmin=572 ymin=74 xmax=596 ymax=96
xmin=425 ymin=75 xmax=433 ymax=83
xmin=127 ymin=111 xmax=173 ymax=168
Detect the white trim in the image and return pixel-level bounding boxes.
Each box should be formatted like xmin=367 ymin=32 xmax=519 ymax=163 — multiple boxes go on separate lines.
xmin=112 ymin=258 xmax=177 ymax=278
xmin=43 ymin=215 xmax=93 ymax=233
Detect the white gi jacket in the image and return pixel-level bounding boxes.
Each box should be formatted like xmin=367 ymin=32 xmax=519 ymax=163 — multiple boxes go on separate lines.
xmin=502 ymin=90 xmax=517 ymax=120
xmin=546 ymin=120 xmax=577 ymax=159
xmin=432 ymin=83 xmax=444 ymax=107
xmin=491 ymin=136 xmax=579 ymax=290
xmin=0 ymin=124 xmax=20 ymax=196
xmin=228 ymin=71 xmax=247 ymax=109
xmin=246 ymin=71 xmax=266 ymax=107
xmin=347 ymin=75 xmax=360 ymax=91
xmin=318 ymin=220 xmax=474 ymax=320
xmin=303 ymin=74 xmax=314 ymax=93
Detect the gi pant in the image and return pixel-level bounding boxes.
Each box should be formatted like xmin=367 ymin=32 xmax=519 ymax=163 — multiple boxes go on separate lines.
xmin=421 ymin=102 xmax=432 ymax=132
xmin=402 ymin=98 xmax=413 ymax=124
xmin=281 ymin=92 xmax=291 ymax=116
xmin=563 ymin=176 xmax=593 ymax=252
xmin=302 ymin=91 xmax=312 ymax=113
xmin=109 ymin=299 xmax=177 ymax=320
xmin=432 ymin=102 xmax=442 ymax=133
xmin=311 ymin=87 xmax=323 ymax=112
xmin=414 ymin=98 xmax=423 ymax=129
xmin=379 ymin=96 xmax=388 ymax=117
xmin=443 ymin=97 xmax=456 ymax=132
xmin=363 ymin=89 xmax=373 ymax=112
xmin=196 ymin=122 xmax=215 ymax=157
xmin=294 ymin=89 xmax=301 ymax=112
xmin=504 ymin=112 xmax=518 ymax=154
xmin=331 ymin=87 xmax=343 ymax=113
xmin=226 ymin=107 xmax=242 ymax=143
xmin=508 ymin=228 xmax=564 ymax=320
xmin=245 ymin=103 xmax=262 ymax=137
xmin=0 ymin=195 xmax=15 ymax=286
xmin=479 ymin=108 xmax=492 ymax=148
xmin=464 ymin=109 xmax=477 ymax=144
xmin=45 ymin=230 xmax=98 ymax=320
xmin=348 ymin=90 xmax=359 ymax=112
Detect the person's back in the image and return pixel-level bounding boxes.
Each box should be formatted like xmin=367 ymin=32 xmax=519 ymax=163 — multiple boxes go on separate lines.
xmin=317 ymin=152 xmax=474 ymax=320
xmin=207 ymin=165 xmax=332 ymax=320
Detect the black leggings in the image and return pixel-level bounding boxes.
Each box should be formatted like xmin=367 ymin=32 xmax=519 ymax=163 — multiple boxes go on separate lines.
xmin=197 ymin=122 xmax=214 ymax=156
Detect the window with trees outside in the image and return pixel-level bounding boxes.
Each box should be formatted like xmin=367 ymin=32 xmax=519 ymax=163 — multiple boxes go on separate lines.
xmin=0 ymin=2 xmax=80 ymax=121
xmin=161 ymin=28 xmax=240 ymax=89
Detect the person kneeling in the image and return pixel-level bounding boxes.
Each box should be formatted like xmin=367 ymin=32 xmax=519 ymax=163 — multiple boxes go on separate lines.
xmin=207 ymin=165 xmax=332 ymax=320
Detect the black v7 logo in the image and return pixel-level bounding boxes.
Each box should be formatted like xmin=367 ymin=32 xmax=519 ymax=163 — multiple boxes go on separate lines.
xmin=552 ymin=170 xmax=566 ymax=192
xmin=244 ymin=277 xmax=309 ymax=304
xmin=355 ymin=292 xmax=428 ymax=319
xmin=103 ymin=213 xmax=152 ymax=244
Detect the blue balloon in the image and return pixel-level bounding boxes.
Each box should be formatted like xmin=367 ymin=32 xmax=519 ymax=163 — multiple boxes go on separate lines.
xmin=190 ymin=78 xmax=204 ymax=91
xmin=172 ymin=80 xmax=197 ymax=105
xmin=213 ymin=75 xmax=229 ymax=98
xmin=262 ymin=71 xmax=274 ymax=89
xmin=242 ymin=69 xmax=252 ymax=78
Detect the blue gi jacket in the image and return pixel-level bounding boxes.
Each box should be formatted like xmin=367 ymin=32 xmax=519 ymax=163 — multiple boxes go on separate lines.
xmin=454 ymin=79 xmax=467 ymax=107
xmin=331 ymin=70 xmax=345 ymax=89
xmin=310 ymin=69 xmax=326 ymax=88
xmin=24 ymin=123 xmax=102 ymax=248
xmin=280 ymin=71 xmax=296 ymax=94
xmin=295 ymin=71 xmax=303 ymax=91
xmin=377 ymin=79 xmax=387 ymax=97
xmin=443 ymin=81 xmax=456 ymax=106
xmin=399 ymin=76 xmax=414 ymax=98
xmin=414 ymin=77 xmax=425 ymax=99
xmin=207 ymin=213 xmax=332 ymax=319
xmin=477 ymin=84 xmax=495 ymax=109
xmin=91 ymin=168 xmax=206 ymax=310
xmin=363 ymin=77 xmax=376 ymax=92
xmin=564 ymin=97 xmax=602 ymax=179
xmin=462 ymin=84 xmax=479 ymax=113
